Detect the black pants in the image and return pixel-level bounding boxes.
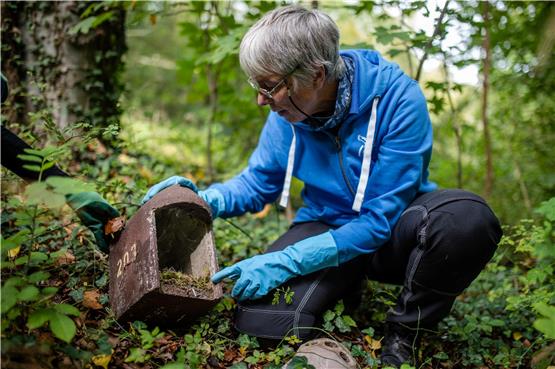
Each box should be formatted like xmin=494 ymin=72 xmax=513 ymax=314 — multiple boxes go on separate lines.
xmin=234 ymin=189 xmax=502 ymax=339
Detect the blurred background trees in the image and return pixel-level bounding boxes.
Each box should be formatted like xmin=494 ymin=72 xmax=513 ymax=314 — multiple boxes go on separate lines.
xmin=121 ymin=0 xmax=554 ymax=225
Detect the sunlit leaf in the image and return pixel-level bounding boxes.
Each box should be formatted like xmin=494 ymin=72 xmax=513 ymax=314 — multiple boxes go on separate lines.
xmin=54 ymin=303 xmax=81 ymax=316
xmin=92 ymin=352 xmax=113 ymax=369
xmin=45 ymin=176 xmax=96 ymax=195
xmin=27 ymin=308 xmax=54 ymax=329
xmin=49 ymin=311 xmax=76 ymax=343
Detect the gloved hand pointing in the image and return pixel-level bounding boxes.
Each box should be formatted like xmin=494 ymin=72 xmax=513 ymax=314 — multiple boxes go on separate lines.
xmin=212 ymin=232 xmax=339 ymax=301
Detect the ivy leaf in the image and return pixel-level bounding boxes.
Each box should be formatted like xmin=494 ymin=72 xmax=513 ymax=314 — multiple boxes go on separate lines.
xmin=342 ymin=315 xmax=357 ymax=328
xmin=125 ymin=347 xmax=149 ymax=363
xmin=49 ymin=311 xmax=77 ymax=343
xmin=335 ymin=316 xmax=353 ymax=333
xmin=323 ymin=310 xmax=335 ymax=322
xmin=286 ymin=355 xmax=315 ymax=369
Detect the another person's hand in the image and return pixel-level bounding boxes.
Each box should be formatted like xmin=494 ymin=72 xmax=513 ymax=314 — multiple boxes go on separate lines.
xmin=141 ymin=175 xmax=225 ymax=218
xmin=211 ymin=232 xmax=339 ymax=301
xmin=66 ymin=192 xmax=120 ymax=253
xmin=141 ymin=175 xmax=199 ymax=204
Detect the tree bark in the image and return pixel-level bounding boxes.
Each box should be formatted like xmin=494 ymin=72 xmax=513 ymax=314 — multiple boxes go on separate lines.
xmin=481 ymin=1 xmax=494 ymax=198
xmin=1 ymin=1 xmax=126 ymax=143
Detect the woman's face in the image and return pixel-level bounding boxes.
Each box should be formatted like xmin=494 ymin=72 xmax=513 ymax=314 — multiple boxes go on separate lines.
xmin=254 ymin=74 xmax=325 ymax=123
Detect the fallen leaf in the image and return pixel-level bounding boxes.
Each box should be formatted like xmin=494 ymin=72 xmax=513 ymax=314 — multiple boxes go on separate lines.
xmin=54 ymin=250 xmax=76 ymax=266
xmin=513 ymin=331 xmax=523 ymax=340
xmin=254 ymin=203 xmax=272 ymax=219
xmin=118 ymin=154 xmax=134 ymax=165
xmin=365 ymin=336 xmax=381 ymax=350
xmin=239 ymin=346 xmax=247 ymax=357
xmin=7 ymin=245 xmax=21 ymax=258
xmin=139 ymin=166 xmax=153 ymax=182
xmin=224 ymin=349 xmax=237 ymax=362
xmin=91 ymin=351 xmax=112 ymax=369
xmin=104 ymin=216 xmax=126 ymax=236
xmin=83 ymin=290 xmax=103 ymax=310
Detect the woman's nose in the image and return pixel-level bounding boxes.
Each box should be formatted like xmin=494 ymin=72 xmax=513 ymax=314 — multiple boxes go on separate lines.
xmin=257 ymin=92 xmax=271 ymax=106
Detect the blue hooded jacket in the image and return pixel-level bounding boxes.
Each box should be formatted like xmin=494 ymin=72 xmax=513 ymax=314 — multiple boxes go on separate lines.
xmin=211 ymin=49 xmax=437 ymax=263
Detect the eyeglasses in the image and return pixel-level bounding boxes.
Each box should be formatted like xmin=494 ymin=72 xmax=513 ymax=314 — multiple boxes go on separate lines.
xmin=247 ymin=75 xmax=288 ymax=100
xmin=247 ymin=67 xmax=298 ymax=100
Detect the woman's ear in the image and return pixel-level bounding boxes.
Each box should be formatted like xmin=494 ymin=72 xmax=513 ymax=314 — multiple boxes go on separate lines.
xmin=312 ymin=66 xmax=327 ymax=89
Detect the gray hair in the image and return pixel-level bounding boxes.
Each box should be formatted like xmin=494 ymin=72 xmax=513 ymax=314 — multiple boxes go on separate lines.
xmin=239 ymin=5 xmax=345 ymax=89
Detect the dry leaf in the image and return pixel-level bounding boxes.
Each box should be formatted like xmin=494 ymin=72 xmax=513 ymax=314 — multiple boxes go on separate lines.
xmin=254 ymin=203 xmax=272 ymax=219
xmin=91 ymin=351 xmax=112 ymax=369
xmin=139 ymin=166 xmax=153 ymax=182
xmin=7 ymin=245 xmax=21 ymax=258
xmin=55 ymin=250 xmax=76 ymax=266
xmin=364 ymin=335 xmax=382 ymax=350
xmin=224 ymin=349 xmax=237 ymax=362
xmin=104 ymin=216 xmax=126 ymax=236
xmin=83 ymin=290 xmax=103 ymax=310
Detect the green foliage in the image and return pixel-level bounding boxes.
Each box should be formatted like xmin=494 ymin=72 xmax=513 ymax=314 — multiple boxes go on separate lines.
xmin=322 ymin=300 xmax=358 ymax=334
xmin=286 ymin=355 xmax=316 ymax=369
xmin=1 ymin=199 xmax=82 ymax=344
xmin=272 ymin=286 xmax=295 ymax=305
xmin=2 ymin=1 xmax=555 ymax=368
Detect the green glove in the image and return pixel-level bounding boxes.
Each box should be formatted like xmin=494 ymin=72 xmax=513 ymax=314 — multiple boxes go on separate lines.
xmin=66 ymin=192 xmax=120 ymax=253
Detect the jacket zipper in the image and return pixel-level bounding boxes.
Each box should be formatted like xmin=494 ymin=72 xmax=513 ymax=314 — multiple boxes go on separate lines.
xmin=333 ymin=135 xmax=356 ymax=197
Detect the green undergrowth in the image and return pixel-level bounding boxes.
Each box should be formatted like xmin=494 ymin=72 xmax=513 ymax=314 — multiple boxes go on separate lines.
xmin=1 ymin=140 xmax=553 ymax=368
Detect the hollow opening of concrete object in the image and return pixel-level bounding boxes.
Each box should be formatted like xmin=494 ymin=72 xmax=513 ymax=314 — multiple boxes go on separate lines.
xmin=154 ymin=204 xmax=214 ymax=296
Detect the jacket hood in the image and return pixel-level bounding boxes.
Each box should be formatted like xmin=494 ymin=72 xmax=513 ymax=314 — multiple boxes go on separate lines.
xmin=342 ymin=49 xmax=402 ymax=115
xmin=292 ymin=49 xmax=402 ymax=131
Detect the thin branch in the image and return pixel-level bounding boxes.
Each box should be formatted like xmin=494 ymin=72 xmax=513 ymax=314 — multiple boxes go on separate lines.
xmin=441 ymin=58 xmax=463 ymax=188
xmin=415 ymin=0 xmax=450 ymax=82
xmin=481 ymin=0 xmax=494 ymax=198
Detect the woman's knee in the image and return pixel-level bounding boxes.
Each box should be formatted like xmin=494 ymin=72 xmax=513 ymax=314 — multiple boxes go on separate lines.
xmin=414 ymin=196 xmax=502 ymax=294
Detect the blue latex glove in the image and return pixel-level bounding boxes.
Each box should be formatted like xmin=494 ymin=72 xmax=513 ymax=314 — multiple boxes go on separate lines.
xmin=198 ymin=188 xmax=225 ymax=218
xmin=211 ymin=232 xmax=339 ymax=301
xmin=141 ymin=175 xmax=225 ymax=218
xmin=141 ymin=175 xmax=198 ymax=204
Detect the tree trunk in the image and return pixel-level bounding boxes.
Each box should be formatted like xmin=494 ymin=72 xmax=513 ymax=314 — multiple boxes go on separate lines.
xmin=481 ymin=1 xmax=494 ymax=198
xmin=1 ymin=1 xmax=126 ymax=143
